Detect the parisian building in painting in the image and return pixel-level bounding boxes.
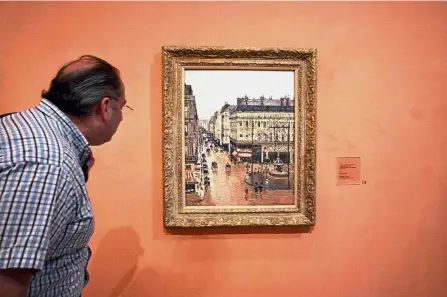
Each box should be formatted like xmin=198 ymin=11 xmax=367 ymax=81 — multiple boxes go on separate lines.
xmin=184 ymin=84 xmax=199 ymax=164
xmin=229 ymin=95 xmax=295 ymax=163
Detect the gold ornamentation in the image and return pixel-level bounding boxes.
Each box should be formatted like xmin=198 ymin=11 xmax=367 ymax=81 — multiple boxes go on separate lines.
xmin=163 ymin=46 xmax=317 ymax=228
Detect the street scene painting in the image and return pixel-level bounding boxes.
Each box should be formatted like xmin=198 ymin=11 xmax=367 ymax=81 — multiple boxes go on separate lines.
xmin=163 ymin=46 xmax=317 ymax=227
xmin=184 ymin=70 xmax=296 ymax=207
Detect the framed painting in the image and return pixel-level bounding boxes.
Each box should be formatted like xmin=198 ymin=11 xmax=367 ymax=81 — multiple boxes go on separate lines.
xmin=162 ymin=46 xmax=317 ymax=228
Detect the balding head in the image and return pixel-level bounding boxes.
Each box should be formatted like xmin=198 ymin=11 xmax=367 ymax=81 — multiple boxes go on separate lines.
xmin=59 ymin=55 xmax=98 ymax=76
xmin=42 ymin=55 xmax=123 ymax=116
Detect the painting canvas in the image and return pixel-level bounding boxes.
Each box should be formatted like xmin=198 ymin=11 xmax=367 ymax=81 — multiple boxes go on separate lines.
xmin=184 ymin=70 xmax=295 ymax=207
xmin=162 ymin=46 xmax=317 ymax=228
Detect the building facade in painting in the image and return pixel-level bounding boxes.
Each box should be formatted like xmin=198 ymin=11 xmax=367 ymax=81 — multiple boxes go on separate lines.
xmin=208 ymin=114 xmax=215 ymax=138
xmin=228 ymin=95 xmax=295 ymax=163
xmin=184 ymin=84 xmax=199 ymax=164
xmin=220 ymin=103 xmax=231 ymax=151
xmin=199 ymin=119 xmax=209 ymax=130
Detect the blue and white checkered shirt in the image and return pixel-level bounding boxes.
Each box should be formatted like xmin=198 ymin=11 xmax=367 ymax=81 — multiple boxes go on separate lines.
xmin=0 ymin=99 xmax=94 ymax=297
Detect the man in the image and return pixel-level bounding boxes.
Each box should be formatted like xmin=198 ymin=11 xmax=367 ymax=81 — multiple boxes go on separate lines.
xmin=0 ymin=55 xmax=128 ymax=297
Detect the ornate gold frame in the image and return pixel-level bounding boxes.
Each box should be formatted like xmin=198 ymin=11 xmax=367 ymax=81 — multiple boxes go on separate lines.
xmin=162 ymin=46 xmax=317 ymax=228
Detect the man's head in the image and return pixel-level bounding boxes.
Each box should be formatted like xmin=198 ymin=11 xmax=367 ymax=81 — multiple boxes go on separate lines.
xmin=42 ymin=55 xmax=126 ymax=146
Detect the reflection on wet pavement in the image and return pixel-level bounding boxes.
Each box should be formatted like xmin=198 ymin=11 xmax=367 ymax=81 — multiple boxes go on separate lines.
xmin=186 ymin=150 xmax=294 ymax=207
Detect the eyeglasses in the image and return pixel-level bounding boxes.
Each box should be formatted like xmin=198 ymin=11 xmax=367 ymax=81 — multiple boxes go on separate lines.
xmin=110 ymin=97 xmax=133 ymax=114
xmin=122 ymin=104 xmax=133 ymax=115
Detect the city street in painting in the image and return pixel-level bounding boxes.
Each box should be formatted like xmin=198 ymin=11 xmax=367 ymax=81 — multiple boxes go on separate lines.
xmin=184 ymin=70 xmax=296 ymax=207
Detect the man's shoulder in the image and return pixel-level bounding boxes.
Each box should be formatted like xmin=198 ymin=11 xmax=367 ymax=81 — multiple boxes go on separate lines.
xmin=0 ymin=108 xmax=65 ymax=166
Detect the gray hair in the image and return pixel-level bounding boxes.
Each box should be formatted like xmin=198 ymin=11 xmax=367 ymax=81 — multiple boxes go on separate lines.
xmin=41 ymin=55 xmax=123 ymax=116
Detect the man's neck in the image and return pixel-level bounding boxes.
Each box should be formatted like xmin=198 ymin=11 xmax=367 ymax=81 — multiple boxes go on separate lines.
xmin=66 ymin=114 xmax=94 ymax=144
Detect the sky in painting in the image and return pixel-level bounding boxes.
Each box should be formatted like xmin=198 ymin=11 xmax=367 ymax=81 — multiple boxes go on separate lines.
xmin=185 ymin=70 xmax=294 ymax=121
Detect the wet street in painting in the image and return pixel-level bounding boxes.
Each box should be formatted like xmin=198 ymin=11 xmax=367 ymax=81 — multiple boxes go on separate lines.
xmin=186 ymin=149 xmax=295 ymax=206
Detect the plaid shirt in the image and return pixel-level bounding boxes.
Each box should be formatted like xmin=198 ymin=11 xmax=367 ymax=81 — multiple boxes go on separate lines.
xmin=0 ymin=99 xmax=94 ymax=297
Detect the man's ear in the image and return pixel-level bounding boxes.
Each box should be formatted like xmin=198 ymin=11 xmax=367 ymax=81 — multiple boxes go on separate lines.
xmin=97 ymin=97 xmax=113 ymax=121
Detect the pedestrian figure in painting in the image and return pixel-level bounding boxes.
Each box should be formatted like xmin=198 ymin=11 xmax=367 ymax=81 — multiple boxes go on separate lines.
xmin=204 ymin=176 xmax=210 ymax=192
xmin=199 ymin=185 xmax=205 ymax=201
xmin=225 ymin=161 xmax=231 ymax=173
xmin=254 ymin=181 xmax=260 ymax=196
xmin=211 ymin=161 xmax=218 ymax=173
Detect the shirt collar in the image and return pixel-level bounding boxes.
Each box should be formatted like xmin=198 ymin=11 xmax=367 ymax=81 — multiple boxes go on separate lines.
xmin=37 ymin=98 xmax=92 ymax=165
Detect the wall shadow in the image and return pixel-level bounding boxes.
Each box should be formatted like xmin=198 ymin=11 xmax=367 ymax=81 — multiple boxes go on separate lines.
xmin=83 ymin=226 xmax=144 ymax=297
xmin=121 ymin=238 xmax=229 ymax=297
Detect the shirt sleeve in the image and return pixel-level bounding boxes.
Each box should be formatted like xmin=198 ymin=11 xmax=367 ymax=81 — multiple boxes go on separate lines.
xmin=0 ymin=162 xmax=62 ymax=270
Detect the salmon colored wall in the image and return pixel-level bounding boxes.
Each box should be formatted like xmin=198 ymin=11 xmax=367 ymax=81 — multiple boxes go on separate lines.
xmin=1 ymin=2 xmax=447 ymax=296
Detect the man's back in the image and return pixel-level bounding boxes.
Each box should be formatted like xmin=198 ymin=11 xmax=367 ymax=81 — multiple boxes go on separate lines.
xmin=0 ymin=99 xmax=94 ymax=297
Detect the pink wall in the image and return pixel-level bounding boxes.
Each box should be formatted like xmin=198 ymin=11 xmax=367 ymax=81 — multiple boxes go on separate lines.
xmin=1 ymin=2 xmax=447 ymax=296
